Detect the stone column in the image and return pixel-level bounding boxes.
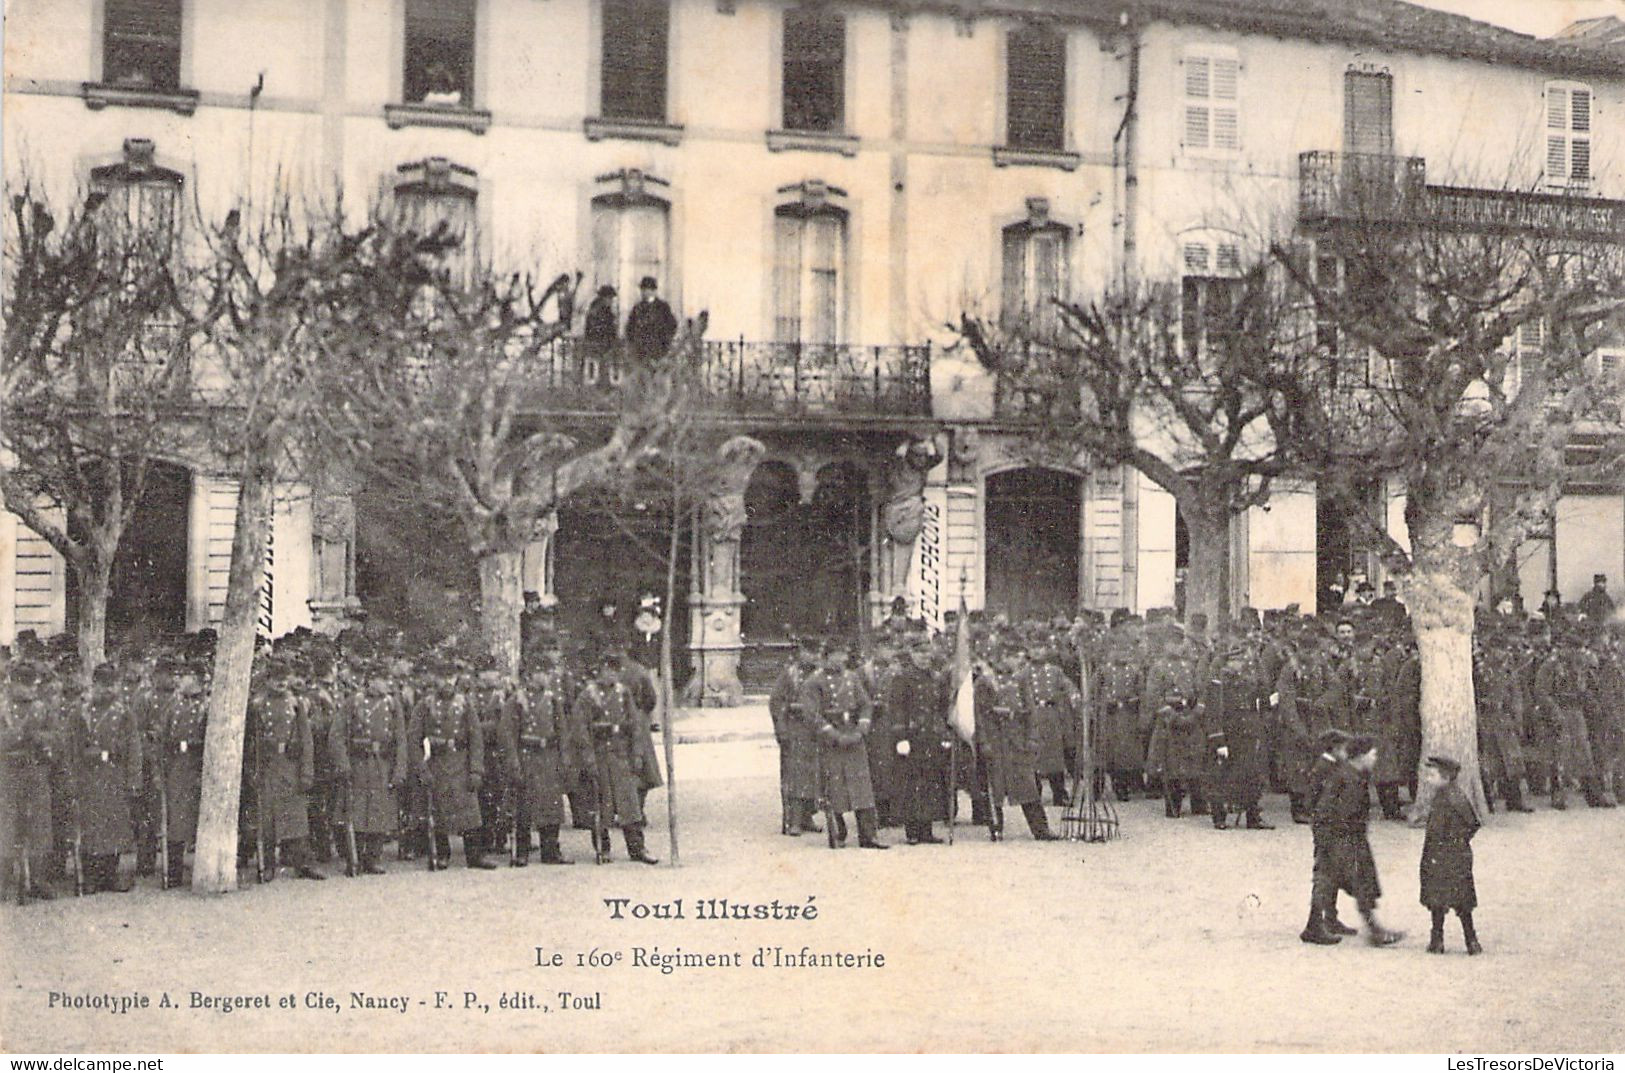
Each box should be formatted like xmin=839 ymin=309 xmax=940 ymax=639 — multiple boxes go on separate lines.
xmin=689 ymin=437 xmax=765 ymax=706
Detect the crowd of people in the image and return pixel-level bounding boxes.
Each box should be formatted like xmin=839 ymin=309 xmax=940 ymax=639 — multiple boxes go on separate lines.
xmin=1 ymin=625 xmax=666 ymax=902
xmin=4 ymin=578 xmax=1623 ymax=921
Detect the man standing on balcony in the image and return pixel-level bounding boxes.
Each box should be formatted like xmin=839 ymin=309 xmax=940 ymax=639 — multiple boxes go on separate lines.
xmin=625 ymin=276 xmax=677 ymax=366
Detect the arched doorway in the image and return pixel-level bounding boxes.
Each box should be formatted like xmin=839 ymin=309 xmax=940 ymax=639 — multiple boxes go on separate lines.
xmin=740 ymin=459 xmax=872 ymax=644
xmin=984 ymin=467 xmax=1081 ymax=622
xmin=81 ymin=460 xmax=192 ymax=641
xmin=553 ymin=477 xmax=693 ymax=682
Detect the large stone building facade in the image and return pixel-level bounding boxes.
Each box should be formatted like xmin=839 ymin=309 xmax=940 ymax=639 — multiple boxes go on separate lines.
xmin=4 ymin=0 xmax=1624 ymax=699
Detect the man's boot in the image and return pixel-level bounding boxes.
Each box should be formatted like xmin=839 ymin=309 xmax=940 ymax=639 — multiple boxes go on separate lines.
xmin=1324 ymin=911 xmax=1359 ymax=936
xmin=624 ymin=824 xmax=660 ymax=865
xmin=799 ymin=801 xmax=822 ymax=835
xmin=1048 ymin=773 xmax=1070 ymax=807
xmin=1289 ymin=792 xmax=1309 ymax=824
xmin=856 ymin=808 xmax=890 ymax=849
xmin=1427 ymin=909 xmax=1446 ymax=954
xmin=537 ymin=825 xmax=573 ymax=865
xmin=1460 ymin=911 xmax=1483 ymax=956
xmin=1504 ymin=778 xmax=1535 ymax=813
xmin=1244 ymin=805 xmax=1275 ymax=830
xmin=1300 ymin=906 xmax=1342 ymax=945
xmin=1362 ymin=910 xmax=1404 ymax=947
xmin=1211 ymin=800 xmax=1228 ymax=830
xmin=285 ymin=838 xmax=326 ymax=881
xmin=361 ymin=836 xmax=387 ymax=875
xmin=1021 ymin=801 xmax=1059 ymax=840
xmin=165 ymin=841 xmax=186 ymax=889
xmin=464 ymin=831 xmax=499 ymax=870
xmin=1377 ymin=783 xmax=1404 ymax=820
xmin=834 ymin=813 xmax=849 ymax=846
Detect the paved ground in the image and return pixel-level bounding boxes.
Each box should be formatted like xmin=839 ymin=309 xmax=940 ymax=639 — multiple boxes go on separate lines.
xmin=4 ymin=724 xmax=1623 ymax=1053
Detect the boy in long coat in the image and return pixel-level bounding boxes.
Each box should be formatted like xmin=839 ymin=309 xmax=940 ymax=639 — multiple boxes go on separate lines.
xmin=1420 ymin=755 xmax=1483 ymax=955
xmin=1310 ymin=735 xmax=1404 ymax=947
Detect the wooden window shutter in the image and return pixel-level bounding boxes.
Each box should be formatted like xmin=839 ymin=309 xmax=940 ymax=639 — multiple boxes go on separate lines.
xmin=602 ymin=0 xmax=669 ymax=122
xmin=103 ymin=0 xmax=183 ymax=89
xmin=1006 ymin=24 xmax=1066 ymax=151
xmin=1182 ymin=51 xmax=1239 ymax=151
xmin=1546 ymin=83 xmax=1593 ymax=185
xmin=783 ymin=9 xmax=845 ymax=133
xmin=1343 ymin=71 xmax=1394 ymax=156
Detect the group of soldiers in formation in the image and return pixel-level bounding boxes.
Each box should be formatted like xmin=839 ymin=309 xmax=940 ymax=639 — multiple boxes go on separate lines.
xmin=768 ymin=598 xmax=1625 ymax=855
xmin=4 ymin=588 xmax=1624 ymax=906
xmin=1 ymin=626 xmax=667 ymax=902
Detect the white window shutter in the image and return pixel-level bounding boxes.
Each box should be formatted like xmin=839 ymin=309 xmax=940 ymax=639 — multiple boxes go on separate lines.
xmin=1571 ymin=138 xmax=1591 ymax=182
xmin=1212 ymin=57 xmax=1238 ymax=100
xmin=1183 ymin=242 xmax=1211 ymax=273
xmin=1216 ymin=243 xmax=1241 ymax=275
xmin=1548 ymin=86 xmax=1569 ymax=130
xmin=1185 ymin=106 xmax=1210 ymax=148
xmin=1213 ymin=106 xmax=1239 ymax=149
xmin=1185 ymin=56 xmax=1210 ymax=98
xmin=1571 ymin=88 xmax=1591 ymax=132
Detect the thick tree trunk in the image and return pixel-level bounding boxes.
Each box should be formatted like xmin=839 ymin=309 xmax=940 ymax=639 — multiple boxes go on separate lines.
xmin=1407 ymin=569 xmax=1490 ymax=823
xmin=192 ymin=468 xmax=275 ymax=894
xmin=74 ymin=553 xmax=112 ymax=675
xmin=479 ymin=549 xmax=523 ymax=678
xmin=1183 ymin=512 xmax=1230 ymax=631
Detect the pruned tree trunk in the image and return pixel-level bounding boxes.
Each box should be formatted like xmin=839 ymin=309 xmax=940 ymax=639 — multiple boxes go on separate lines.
xmin=1408 ymin=568 xmax=1489 ymax=822
xmin=73 ymin=552 xmax=112 ymax=675
xmin=1183 ymin=510 xmax=1230 ymax=630
xmin=479 ymin=548 xmax=524 ymax=677
xmin=192 ymin=467 xmax=275 ymax=894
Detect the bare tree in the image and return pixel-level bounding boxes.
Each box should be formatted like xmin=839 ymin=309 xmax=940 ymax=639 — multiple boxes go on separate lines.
xmin=1 ymin=181 xmax=197 ymax=673
xmin=187 ymin=191 xmax=376 ymax=893
xmin=960 ymin=264 xmax=1296 ymax=629
xmin=1264 ymin=203 xmax=1625 ymax=819
xmin=312 ymin=217 xmax=703 ymax=678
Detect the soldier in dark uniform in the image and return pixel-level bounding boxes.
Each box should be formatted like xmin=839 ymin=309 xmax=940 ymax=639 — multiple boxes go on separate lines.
xmin=123 ymin=660 xmax=160 ymax=878
xmin=974 ymin=645 xmax=1058 ymax=841
xmin=465 ymin=668 xmax=516 ymax=864
xmin=1475 ymin=634 xmax=1534 ymax=812
xmin=1025 ymin=643 xmax=1077 ymax=806
xmin=1095 ymin=625 xmax=1145 ymax=801
xmin=616 ymin=650 xmax=664 ymax=815
xmin=885 ymin=635 xmax=950 ymax=844
xmin=768 ymin=637 xmax=821 ymax=836
xmin=2 ymin=664 xmax=60 ymax=899
xmin=1308 ymin=734 xmax=1403 ymax=947
xmin=154 ymin=661 xmax=208 ymax=889
xmin=413 ymin=662 xmax=495 ymax=869
xmin=331 ymin=667 xmax=410 ymax=874
xmin=1580 ymin=632 xmax=1622 ymax=808
xmin=1420 ymin=755 xmax=1482 ymax=955
xmin=1200 ymin=643 xmax=1274 ymax=830
xmin=1376 ymin=638 xmax=1421 ymax=820
xmin=302 ymin=652 xmax=342 ymax=862
xmin=1533 ymin=631 xmax=1595 ymax=809
xmin=863 ymin=641 xmax=902 ymax=827
xmin=513 ymin=650 xmax=582 ymax=865
xmin=798 ymin=641 xmax=888 ymax=849
xmin=1145 ymin=639 xmax=1206 ymax=819
xmin=72 ymin=662 xmax=143 ymax=893
xmin=251 ymin=664 xmax=325 ymax=880
xmin=574 ymin=650 xmax=661 ymax=864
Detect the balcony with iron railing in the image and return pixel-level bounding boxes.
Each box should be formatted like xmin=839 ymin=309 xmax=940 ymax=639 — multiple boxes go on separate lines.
xmin=516 ymin=337 xmax=934 ymax=420
xmin=1299 ymin=151 xmax=1625 ymax=243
